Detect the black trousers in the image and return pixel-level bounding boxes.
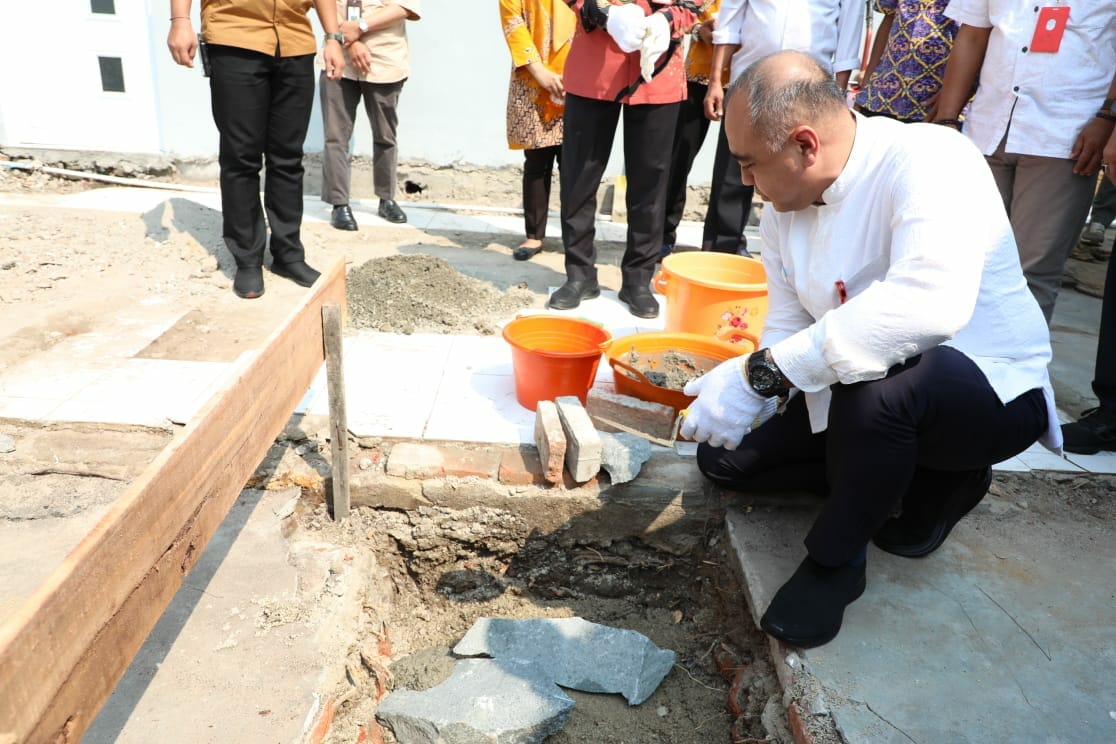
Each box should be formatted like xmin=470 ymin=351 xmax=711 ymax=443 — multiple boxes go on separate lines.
xmin=663 ymin=81 xmax=712 ymax=248
xmin=208 ymin=45 xmax=315 ymax=269
xmin=696 ymin=346 xmax=1048 ymax=566
xmin=703 ymin=122 xmax=754 ymax=254
xmin=523 ymin=145 xmax=561 ymax=240
xmin=560 ymin=93 xmax=679 ymax=288
xmin=1095 ymin=236 xmax=1116 ymax=409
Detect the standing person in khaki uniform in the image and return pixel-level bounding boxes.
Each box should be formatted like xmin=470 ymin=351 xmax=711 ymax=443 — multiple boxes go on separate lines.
xmin=167 ymin=0 xmax=345 ymax=299
xmin=321 ymin=0 xmax=421 ymax=231
xmin=499 ymin=0 xmax=576 ymax=262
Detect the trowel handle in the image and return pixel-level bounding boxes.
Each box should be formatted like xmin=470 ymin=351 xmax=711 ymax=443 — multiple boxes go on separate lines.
xmin=609 ymin=356 xmax=654 ymax=387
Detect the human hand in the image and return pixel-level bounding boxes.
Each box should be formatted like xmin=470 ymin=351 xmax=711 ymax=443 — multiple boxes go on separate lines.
xmin=639 ymin=12 xmax=670 ymax=82
xmin=605 ymin=3 xmax=646 ymax=53
xmin=323 ymin=40 xmax=346 ymax=80
xmin=349 ymin=40 xmax=372 ymax=75
xmin=1106 ymin=128 xmax=1116 ymax=186
xmin=340 ymin=20 xmax=362 ymax=44
xmin=704 ymin=82 xmax=724 ymax=121
xmin=680 ymin=358 xmax=778 ymax=449
xmin=167 ymin=20 xmax=197 ymax=67
xmin=1071 ymin=116 xmax=1115 ymax=176
xmin=695 ymin=18 xmax=715 ymax=44
xmin=527 ymin=62 xmax=565 ymax=103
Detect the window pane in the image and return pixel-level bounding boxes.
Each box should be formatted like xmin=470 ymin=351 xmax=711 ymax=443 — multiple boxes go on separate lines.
xmin=91 ymin=0 xmax=115 ymax=13
xmin=98 ymin=57 xmax=125 ymax=92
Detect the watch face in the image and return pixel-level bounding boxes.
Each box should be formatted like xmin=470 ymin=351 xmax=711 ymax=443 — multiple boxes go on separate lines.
xmin=750 ymin=366 xmax=778 ymax=395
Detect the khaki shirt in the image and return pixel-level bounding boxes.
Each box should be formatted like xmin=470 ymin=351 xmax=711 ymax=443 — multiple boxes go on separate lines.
xmin=329 ymin=0 xmax=420 ymax=84
xmin=202 ymin=0 xmax=317 ymax=57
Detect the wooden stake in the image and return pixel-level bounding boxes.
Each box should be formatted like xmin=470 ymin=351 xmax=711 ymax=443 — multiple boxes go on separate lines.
xmin=322 ymin=303 xmax=350 ymax=520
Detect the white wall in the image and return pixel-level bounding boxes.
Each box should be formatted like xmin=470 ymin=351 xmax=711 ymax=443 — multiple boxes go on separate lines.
xmin=1 ymin=2 xmax=725 ymax=184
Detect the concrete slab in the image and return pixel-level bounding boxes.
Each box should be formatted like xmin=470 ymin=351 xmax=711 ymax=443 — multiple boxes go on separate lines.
xmin=725 ymin=494 xmax=1116 ymax=743
xmin=84 ymin=487 xmax=368 ymax=744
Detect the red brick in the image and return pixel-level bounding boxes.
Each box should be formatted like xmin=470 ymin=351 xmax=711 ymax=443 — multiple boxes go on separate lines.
xmin=385 ymin=442 xmax=444 ymax=479
xmin=439 ymin=445 xmax=501 ymax=479
xmin=787 ymin=701 xmax=815 ymax=744
xmin=534 ymin=400 xmax=567 ymax=484
xmin=364 ymin=720 xmax=388 ymax=744
xmin=727 ymin=666 xmax=750 ymax=719
xmin=498 ymin=446 xmax=549 ymax=486
xmin=712 ymin=641 xmax=745 ymax=682
xmin=586 ymin=389 xmax=678 ymax=441
xmin=306 ymin=695 xmax=335 ymax=744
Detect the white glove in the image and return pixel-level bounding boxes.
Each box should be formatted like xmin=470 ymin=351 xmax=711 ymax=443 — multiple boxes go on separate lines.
xmin=680 ymin=358 xmax=779 ymax=449
xmin=639 ymin=12 xmax=671 ymax=82
xmin=606 ymin=3 xmax=647 ymax=54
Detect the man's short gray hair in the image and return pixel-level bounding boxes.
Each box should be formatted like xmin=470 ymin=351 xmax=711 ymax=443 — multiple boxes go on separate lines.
xmin=725 ymin=51 xmax=848 ymax=153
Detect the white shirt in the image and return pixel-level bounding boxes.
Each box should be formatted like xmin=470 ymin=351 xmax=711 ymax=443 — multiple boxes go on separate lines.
xmin=711 ymin=0 xmax=865 ymax=82
xmin=945 ymin=0 xmax=1116 ymax=158
xmin=763 ymin=113 xmax=1061 ymax=451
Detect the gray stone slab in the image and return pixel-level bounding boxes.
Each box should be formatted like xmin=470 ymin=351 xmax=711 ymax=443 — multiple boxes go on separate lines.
xmin=726 ymin=493 xmax=1116 ymax=744
xmin=599 ymin=430 xmax=653 ymax=485
xmin=374 ymin=658 xmax=573 ymax=744
xmin=454 ymin=616 xmax=676 ymax=705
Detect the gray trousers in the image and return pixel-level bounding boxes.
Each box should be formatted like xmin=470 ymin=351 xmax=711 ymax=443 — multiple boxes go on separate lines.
xmin=320 ymin=72 xmax=405 ymax=205
xmin=986 ymin=131 xmax=1095 ymax=323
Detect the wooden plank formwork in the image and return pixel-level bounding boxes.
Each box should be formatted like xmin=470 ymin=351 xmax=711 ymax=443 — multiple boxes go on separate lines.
xmin=0 ymin=259 xmax=347 ymax=744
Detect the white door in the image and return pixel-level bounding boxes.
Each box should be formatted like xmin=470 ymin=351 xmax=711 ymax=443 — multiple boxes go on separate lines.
xmin=0 ymin=1 xmax=161 ymax=153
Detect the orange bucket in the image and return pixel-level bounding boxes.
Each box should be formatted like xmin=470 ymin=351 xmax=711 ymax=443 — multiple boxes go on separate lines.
xmin=652 ymin=252 xmax=768 ymax=343
xmin=606 ymin=331 xmax=757 ymax=412
xmin=502 ymin=315 xmax=613 ymax=411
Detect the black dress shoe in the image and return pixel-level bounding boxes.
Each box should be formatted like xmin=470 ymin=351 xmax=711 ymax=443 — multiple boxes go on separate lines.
xmin=873 ymin=467 xmax=991 ymax=558
xmin=547 ymin=279 xmax=600 ymax=310
xmin=233 ymin=266 xmax=264 ymax=299
xmin=513 ymin=243 xmax=543 ymax=261
xmin=1061 ymin=406 xmax=1116 ymax=454
xmin=760 ymin=556 xmax=866 ymax=648
xmin=378 ymin=198 xmax=407 ymax=224
xmin=331 ymin=204 xmax=358 ymax=231
xmin=271 ymin=260 xmax=321 ymax=288
xmin=618 ymin=284 xmax=660 ymax=319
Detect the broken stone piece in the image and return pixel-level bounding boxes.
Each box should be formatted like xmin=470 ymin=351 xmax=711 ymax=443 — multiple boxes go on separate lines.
xmin=375 ymin=658 xmax=573 ymax=744
xmin=454 ymin=616 xmax=676 ymax=705
xmin=0 ymin=434 xmax=14 ymax=454
xmin=599 ymin=430 xmax=653 ymax=485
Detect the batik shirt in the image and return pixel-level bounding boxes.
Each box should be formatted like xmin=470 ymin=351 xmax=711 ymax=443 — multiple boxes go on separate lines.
xmin=855 ymin=0 xmax=957 ymax=122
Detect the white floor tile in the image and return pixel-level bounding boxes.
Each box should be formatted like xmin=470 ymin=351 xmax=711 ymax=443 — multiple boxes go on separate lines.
xmin=1014 ymin=450 xmax=1084 ymax=472
xmin=423 ymin=371 xmax=532 ymax=444
xmin=0 ymin=361 xmax=111 ymax=401
xmin=0 ymin=397 xmax=60 ymax=421
xmin=992 ymin=457 xmax=1030 ymax=472
xmin=445 ymin=336 xmax=515 ymax=377
xmin=1062 ymin=450 xmax=1116 ymax=474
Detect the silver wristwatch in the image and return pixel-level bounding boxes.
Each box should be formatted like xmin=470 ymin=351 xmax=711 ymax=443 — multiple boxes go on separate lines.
xmin=358 ymin=18 xmax=369 ymax=33
xmin=323 ymin=31 xmax=345 ymax=45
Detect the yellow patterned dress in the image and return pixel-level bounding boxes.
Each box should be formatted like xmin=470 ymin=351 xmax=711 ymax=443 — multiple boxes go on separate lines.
xmin=499 ymin=0 xmax=576 ymax=150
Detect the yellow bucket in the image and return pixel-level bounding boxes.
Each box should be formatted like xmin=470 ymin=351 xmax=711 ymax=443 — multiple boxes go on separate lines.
xmin=652 ymin=252 xmax=768 ymax=344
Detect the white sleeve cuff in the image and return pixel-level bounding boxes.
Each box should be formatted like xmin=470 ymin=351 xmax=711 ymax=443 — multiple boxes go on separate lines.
xmin=710 ymin=27 xmax=739 ymax=45
xmin=770 ymin=328 xmax=836 ymax=394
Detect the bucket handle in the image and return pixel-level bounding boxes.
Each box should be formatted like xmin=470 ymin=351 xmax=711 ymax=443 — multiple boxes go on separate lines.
xmin=608 ymin=356 xmax=656 ymax=387
xmin=652 ymin=269 xmax=668 ymax=294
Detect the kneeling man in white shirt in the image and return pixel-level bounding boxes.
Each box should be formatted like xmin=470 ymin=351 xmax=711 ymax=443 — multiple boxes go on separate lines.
xmin=680 ymin=50 xmax=1060 ymax=649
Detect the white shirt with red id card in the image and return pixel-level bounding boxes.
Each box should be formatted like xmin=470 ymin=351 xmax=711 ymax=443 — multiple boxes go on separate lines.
xmin=944 ymin=0 xmax=1116 ymax=159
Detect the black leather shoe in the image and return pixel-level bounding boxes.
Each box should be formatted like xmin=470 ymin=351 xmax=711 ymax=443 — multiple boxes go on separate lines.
xmin=547 ymin=279 xmax=600 ymax=310
xmin=873 ymin=467 xmax=991 ymax=558
xmin=760 ymin=556 xmax=866 ymax=648
xmin=271 ymin=260 xmax=321 ymax=288
xmin=331 ymin=204 xmax=358 ymax=231
xmin=378 ymin=198 xmax=407 ymax=224
xmin=1061 ymin=406 xmax=1116 ymax=454
xmin=618 ymin=284 xmax=660 ymax=319
xmin=233 ymin=266 xmax=264 ymax=299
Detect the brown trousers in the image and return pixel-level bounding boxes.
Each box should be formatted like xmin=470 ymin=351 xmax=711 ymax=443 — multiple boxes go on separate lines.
xmin=319 ymin=73 xmax=405 ymax=205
